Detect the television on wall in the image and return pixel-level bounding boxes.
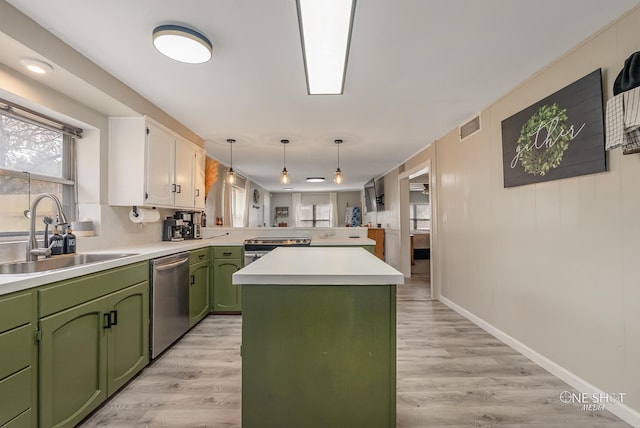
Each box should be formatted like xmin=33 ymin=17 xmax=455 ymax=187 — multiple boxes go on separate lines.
xmin=364 ymin=178 xmax=384 ymax=212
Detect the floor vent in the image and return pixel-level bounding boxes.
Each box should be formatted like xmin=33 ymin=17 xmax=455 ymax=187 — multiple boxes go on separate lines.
xmin=459 ymin=115 xmax=481 ymax=141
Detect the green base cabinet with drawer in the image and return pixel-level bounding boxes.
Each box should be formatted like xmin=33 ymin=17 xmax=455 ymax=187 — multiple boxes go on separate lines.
xmin=189 ymin=248 xmax=210 ymax=326
xmin=38 ymin=262 xmax=149 ymax=428
xmin=0 ymin=290 xmax=37 ymax=428
xmin=211 ymin=246 xmax=243 ymax=314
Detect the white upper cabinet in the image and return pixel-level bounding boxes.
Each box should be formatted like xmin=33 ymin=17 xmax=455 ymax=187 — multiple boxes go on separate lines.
xmin=108 ymin=117 xmax=205 ymax=210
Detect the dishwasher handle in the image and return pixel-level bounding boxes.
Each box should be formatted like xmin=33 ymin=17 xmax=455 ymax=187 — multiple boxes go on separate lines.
xmin=154 ymin=256 xmax=189 ymax=271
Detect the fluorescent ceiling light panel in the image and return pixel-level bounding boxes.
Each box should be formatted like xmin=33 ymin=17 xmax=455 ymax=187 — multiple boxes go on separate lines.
xmin=297 ymin=0 xmax=355 ymax=95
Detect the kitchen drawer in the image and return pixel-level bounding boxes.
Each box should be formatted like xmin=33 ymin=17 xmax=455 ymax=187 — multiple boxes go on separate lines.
xmin=2 ymin=408 xmax=31 ymax=428
xmin=0 ymin=325 xmax=31 ymax=380
xmin=213 ymin=247 xmax=243 ymax=259
xmin=0 ymin=367 xmax=31 ymax=427
xmin=189 ymin=247 xmax=210 ymax=265
xmin=0 ymin=292 xmax=32 ymax=333
xmin=39 ymin=261 xmax=148 ymax=317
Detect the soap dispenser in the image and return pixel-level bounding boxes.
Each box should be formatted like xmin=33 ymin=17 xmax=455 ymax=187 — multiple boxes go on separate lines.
xmin=63 ymin=226 xmax=76 ymax=254
xmin=49 ymin=226 xmax=64 ymax=255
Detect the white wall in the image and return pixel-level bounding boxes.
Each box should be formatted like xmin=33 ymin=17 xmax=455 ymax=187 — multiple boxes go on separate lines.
xmin=378 ymin=7 xmax=640 ymax=421
xmin=247 ymin=181 xmax=269 ymax=228
xmin=270 ymin=191 xmax=361 ymax=227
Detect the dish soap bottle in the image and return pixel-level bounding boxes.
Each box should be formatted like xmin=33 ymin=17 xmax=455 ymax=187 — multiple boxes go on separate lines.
xmin=49 ymin=226 xmax=64 ymax=255
xmin=63 ymin=226 xmax=76 ymax=254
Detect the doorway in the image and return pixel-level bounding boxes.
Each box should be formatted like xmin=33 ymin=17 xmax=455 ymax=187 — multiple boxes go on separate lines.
xmin=399 ymin=159 xmax=437 ymax=300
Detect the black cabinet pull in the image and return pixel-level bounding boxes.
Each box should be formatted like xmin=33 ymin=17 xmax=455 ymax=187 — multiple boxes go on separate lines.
xmin=103 ymin=313 xmax=111 ymax=329
xmin=176 ymin=184 xmax=182 ymax=193
xmin=198 ymin=254 xmax=206 ymax=260
xmin=190 ymin=275 xmax=196 ymax=285
xmin=223 ymin=252 xmax=232 ymax=256
xmin=110 ymin=310 xmax=118 ymax=326
xmin=172 ymin=184 xmax=177 ymax=193
xmin=195 ymin=189 xmax=200 ymax=197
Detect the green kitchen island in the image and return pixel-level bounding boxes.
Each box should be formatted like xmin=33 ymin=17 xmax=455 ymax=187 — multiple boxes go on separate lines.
xmin=233 ymin=246 xmax=404 ymax=428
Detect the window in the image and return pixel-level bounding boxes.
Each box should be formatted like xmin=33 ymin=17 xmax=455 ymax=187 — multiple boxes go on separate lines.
xmin=300 ymin=204 xmax=330 ymax=227
xmin=231 ymin=184 xmax=246 ymax=227
xmin=410 ymin=204 xmax=430 ymax=231
xmin=0 ymin=107 xmax=77 ymax=237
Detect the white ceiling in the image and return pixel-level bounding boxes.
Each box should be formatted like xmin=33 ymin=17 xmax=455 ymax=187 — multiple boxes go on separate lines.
xmin=3 ymin=0 xmax=639 ymax=192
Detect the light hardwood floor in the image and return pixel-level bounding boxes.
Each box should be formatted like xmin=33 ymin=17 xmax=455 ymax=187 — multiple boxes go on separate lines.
xmin=81 ymin=276 xmax=629 ymax=427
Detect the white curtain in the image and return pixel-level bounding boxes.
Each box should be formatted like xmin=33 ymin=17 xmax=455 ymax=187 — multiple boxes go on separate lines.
xmin=329 ymin=192 xmax=338 ymax=227
xmin=223 ymin=169 xmax=232 ymax=227
xmin=291 ymin=192 xmax=302 ymax=227
xmin=242 ymin=179 xmax=252 ymax=227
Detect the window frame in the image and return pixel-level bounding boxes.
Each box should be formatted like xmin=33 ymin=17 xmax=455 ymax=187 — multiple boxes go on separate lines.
xmin=0 ymin=108 xmax=78 ymax=238
xmin=300 ymin=203 xmax=330 ymax=228
xmin=409 ymin=203 xmax=430 ymax=231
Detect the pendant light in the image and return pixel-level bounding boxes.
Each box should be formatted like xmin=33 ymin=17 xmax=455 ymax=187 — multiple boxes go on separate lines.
xmin=333 ymin=139 xmax=344 ymax=184
xmin=226 ymin=139 xmax=236 ymax=185
xmin=280 ymin=139 xmax=291 ymax=184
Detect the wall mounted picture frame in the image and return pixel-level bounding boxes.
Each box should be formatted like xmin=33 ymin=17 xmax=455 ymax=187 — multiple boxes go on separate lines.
xmin=501 ymin=69 xmax=606 ymax=188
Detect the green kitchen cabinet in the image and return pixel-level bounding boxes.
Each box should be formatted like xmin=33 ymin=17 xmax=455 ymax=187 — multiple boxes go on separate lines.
xmin=242 ymin=283 xmax=397 ymax=428
xmin=38 ymin=262 xmax=148 ymax=428
xmin=211 ymin=246 xmax=243 ymax=314
xmin=106 ymin=282 xmax=149 ymax=394
xmin=0 ymin=290 xmax=37 ymax=428
xmin=189 ymin=248 xmax=210 ymax=326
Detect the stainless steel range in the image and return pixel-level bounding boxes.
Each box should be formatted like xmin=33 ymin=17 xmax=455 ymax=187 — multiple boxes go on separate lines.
xmin=243 ymin=236 xmax=311 ymax=265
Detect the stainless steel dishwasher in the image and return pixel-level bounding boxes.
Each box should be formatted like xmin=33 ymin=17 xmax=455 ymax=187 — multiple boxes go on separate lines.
xmin=150 ymin=251 xmax=190 ymax=359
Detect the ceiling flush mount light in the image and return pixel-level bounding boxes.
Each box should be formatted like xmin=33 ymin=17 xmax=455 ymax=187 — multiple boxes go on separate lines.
xmin=296 ymin=0 xmax=356 ymax=95
xmin=280 ymin=139 xmax=291 ymax=185
xmin=306 ymin=177 xmax=325 ymax=183
xmin=333 ymin=139 xmax=344 ymax=184
xmin=152 ymin=25 xmax=212 ymax=64
xmin=226 ymin=139 xmax=236 ymax=185
xmin=19 ymin=58 xmax=53 ymax=74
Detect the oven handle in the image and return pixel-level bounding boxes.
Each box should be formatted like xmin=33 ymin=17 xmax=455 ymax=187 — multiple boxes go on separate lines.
xmin=244 ymin=251 xmax=269 ymax=264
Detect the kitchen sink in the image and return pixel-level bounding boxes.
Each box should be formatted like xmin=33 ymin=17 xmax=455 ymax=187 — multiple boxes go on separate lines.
xmin=0 ymin=253 xmax=139 ymax=275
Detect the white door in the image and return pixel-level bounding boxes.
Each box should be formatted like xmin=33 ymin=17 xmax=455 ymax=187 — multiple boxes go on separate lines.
xmin=193 ymin=149 xmax=205 ymax=209
xmin=145 ymin=123 xmax=175 ymax=207
xmin=174 ymin=138 xmax=195 ymax=208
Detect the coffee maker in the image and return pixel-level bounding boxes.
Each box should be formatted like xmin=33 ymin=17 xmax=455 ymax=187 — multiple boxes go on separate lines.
xmin=174 ymin=211 xmax=203 ymax=240
xmin=162 ymin=217 xmax=185 ymax=241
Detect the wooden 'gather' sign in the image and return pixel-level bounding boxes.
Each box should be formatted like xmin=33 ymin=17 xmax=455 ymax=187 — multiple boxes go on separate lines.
xmin=500 ymin=69 xmax=606 ymax=188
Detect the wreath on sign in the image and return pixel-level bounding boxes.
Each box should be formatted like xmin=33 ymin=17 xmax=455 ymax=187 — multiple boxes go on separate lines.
xmin=517 ymin=103 xmax=571 ymax=176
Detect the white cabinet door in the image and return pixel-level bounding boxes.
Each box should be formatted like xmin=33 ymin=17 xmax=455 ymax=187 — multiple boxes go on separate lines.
xmin=174 ymin=138 xmax=195 ymax=208
xmin=145 ymin=123 xmax=175 ymax=206
xmin=194 ymin=148 xmax=205 ymax=209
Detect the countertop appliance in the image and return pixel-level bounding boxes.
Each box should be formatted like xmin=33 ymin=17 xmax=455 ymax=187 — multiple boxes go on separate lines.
xmin=150 ymin=252 xmax=190 ymax=359
xmin=162 ymin=217 xmax=184 ymax=242
xmin=243 ymin=236 xmax=311 ymax=265
xmin=174 ymin=211 xmax=203 ymax=239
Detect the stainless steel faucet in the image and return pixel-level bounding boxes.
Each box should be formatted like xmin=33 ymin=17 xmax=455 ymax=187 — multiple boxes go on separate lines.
xmin=26 ymin=193 xmax=69 ymax=261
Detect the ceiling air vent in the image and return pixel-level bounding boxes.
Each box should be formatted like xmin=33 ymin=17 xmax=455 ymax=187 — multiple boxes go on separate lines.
xmin=459 ymin=114 xmax=481 ymax=141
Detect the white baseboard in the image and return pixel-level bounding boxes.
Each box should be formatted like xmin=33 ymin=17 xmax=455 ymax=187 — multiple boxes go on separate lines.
xmin=439 ymin=296 xmax=640 ymax=427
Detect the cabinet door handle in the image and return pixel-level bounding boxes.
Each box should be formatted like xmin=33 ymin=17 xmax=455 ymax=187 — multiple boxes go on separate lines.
xmin=190 ymin=274 xmax=195 ymax=285
xmin=172 ymin=184 xmax=177 ymax=193
xmin=195 ymin=189 xmax=200 ymax=197
xmin=223 ymin=252 xmax=232 ymax=256
xmin=198 ymin=254 xmax=206 ymax=260
xmin=110 ymin=310 xmax=118 ymax=326
xmin=176 ymin=184 xmax=182 ymax=194
xmin=103 ymin=313 xmax=111 ymax=329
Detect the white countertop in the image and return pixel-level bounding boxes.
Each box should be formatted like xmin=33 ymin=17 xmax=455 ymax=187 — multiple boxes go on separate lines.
xmin=233 ymin=247 xmax=404 ymax=285
xmin=310 ymin=236 xmax=375 ymax=246
xmin=0 ymin=235 xmax=376 ymax=296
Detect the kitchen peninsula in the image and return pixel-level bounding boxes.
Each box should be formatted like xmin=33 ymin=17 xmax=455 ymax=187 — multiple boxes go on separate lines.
xmin=233 ymin=247 xmax=403 ymax=428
